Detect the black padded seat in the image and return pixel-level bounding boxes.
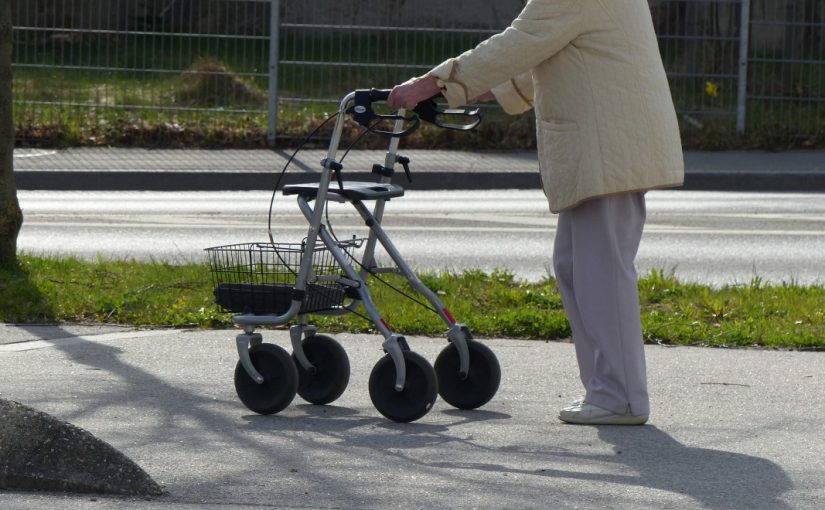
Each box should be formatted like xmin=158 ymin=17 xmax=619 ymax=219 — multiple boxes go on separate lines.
xmin=282 ymin=181 xmax=405 ymax=201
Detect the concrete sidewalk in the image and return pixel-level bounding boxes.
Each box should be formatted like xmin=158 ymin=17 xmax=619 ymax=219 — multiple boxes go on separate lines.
xmin=0 ymin=323 xmax=823 ymax=509
xmin=13 ymin=147 xmax=825 ymax=191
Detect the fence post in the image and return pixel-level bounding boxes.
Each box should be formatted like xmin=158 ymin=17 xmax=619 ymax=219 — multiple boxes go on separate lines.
xmin=268 ymin=0 xmax=281 ymax=146
xmin=736 ymin=0 xmax=751 ymax=134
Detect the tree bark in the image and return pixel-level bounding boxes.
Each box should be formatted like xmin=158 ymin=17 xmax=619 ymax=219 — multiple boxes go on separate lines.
xmin=0 ymin=0 xmax=22 ymax=267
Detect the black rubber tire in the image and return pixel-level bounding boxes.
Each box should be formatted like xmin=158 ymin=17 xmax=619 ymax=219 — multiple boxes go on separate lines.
xmin=234 ymin=343 xmax=298 ymax=415
xmin=434 ymin=340 xmax=501 ymax=410
xmin=293 ymin=334 xmax=350 ymax=405
xmin=368 ymin=350 xmax=438 ymax=423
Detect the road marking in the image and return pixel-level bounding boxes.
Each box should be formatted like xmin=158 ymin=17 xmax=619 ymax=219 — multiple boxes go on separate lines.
xmin=13 ymin=149 xmax=58 ymax=158
xmin=18 ymin=219 xmax=825 ymax=237
xmin=0 ymin=329 xmax=172 ymax=352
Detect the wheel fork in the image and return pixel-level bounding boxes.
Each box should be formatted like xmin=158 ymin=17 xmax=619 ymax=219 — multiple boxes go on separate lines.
xmin=290 ymin=323 xmax=317 ymax=374
xmin=383 ymin=334 xmax=409 ymax=391
xmin=236 ymin=328 xmax=264 ymax=384
xmin=447 ymin=324 xmax=472 ymax=380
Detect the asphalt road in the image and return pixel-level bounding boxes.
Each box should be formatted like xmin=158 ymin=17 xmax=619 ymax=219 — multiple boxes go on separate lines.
xmin=0 ymin=324 xmax=823 ymax=509
xmin=16 ymin=189 xmax=825 ymax=286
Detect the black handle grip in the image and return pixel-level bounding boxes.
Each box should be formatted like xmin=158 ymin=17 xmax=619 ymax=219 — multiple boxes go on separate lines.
xmin=368 ymin=88 xmax=391 ymax=101
xmin=347 ymin=89 xmax=419 ymax=137
xmin=413 ymin=97 xmax=482 ymax=131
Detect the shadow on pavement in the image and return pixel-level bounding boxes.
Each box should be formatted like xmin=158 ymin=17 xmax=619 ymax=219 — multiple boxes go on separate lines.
xmin=5 ymin=325 xmax=795 ymax=508
xmin=8 ymin=325 xmax=374 ymax=503
xmin=597 ymin=425 xmax=793 ymax=510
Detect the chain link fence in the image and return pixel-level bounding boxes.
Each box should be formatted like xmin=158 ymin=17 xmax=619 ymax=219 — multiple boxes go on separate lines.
xmin=749 ymin=0 xmax=825 ymax=140
xmin=13 ymin=0 xmax=274 ymax=150
xmin=652 ymin=0 xmax=824 ymax=146
xmin=10 ymin=0 xmax=825 ymax=159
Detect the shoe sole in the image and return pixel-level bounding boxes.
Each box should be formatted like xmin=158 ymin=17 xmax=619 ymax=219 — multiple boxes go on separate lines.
xmin=558 ymin=414 xmax=649 ymax=426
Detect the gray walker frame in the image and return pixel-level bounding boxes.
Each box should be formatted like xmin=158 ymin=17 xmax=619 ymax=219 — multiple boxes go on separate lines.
xmin=232 ymin=91 xmax=473 ymax=393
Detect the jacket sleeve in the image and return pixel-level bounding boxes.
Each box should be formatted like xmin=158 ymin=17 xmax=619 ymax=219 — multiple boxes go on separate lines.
xmin=429 ymin=0 xmax=582 ymax=108
xmin=491 ymin=71 xmax=535 ymax=115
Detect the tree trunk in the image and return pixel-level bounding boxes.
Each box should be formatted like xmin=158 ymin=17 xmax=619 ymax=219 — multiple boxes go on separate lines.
xmin=0 ymin=0 xmax=22 ymax=268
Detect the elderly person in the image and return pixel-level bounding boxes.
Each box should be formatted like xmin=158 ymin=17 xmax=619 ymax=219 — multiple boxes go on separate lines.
xmin=388 ymin=0 xmax=683 ymax=425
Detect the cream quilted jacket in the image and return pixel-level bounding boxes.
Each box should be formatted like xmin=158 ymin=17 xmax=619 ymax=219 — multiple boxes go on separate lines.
xmin=430 ymin=0 xmax=684 ymax=212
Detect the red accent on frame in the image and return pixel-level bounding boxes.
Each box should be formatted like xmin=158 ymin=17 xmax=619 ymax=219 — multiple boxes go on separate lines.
xmin=380 ymin=318 xmax=390 ymax=330
xmin=443 ymin=308 xmax=456 ymax=325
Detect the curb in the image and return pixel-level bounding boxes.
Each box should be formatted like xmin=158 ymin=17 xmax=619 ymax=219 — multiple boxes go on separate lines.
xmin=14 ymin=169 xmax=825 ymax=192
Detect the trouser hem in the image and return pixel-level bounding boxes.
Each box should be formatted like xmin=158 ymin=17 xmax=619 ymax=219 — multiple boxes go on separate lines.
xmin=587 ymin=394 xmax=650 ymax=417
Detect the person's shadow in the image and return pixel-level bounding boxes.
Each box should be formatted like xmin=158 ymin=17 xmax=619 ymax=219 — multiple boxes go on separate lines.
xmin=596 ymin=426 xmax=793 ymax=510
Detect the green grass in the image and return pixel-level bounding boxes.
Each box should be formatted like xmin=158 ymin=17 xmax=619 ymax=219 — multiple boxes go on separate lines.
xmin=2 ymin=257 xmax=823 ymax=350
xmin=0 ymin=256 xmax=223 ymax=327
xmin=639 ymin=270 xmax=825 ymax=350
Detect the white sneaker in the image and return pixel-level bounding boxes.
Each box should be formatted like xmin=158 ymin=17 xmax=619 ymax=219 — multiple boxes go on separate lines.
xmin=561 ymin=396 xmax=586 ymax=411
xmin=558 ymin=402 xmax=648 ymax=425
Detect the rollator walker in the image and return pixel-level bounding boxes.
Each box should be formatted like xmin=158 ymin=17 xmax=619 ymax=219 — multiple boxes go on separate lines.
xmin=206 ymin=89 xmax=501 ymax=422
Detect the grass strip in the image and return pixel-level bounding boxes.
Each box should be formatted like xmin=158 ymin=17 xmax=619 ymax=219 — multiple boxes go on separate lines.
xmin=2 ymin=256 xmax=823 ymax=350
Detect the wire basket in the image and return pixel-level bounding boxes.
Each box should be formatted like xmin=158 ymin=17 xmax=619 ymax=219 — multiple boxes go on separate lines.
xmin=205 ymin=241 xmax=357 ymax=315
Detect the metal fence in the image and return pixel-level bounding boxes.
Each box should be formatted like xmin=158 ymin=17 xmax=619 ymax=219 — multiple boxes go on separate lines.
xmin=10 ymin=0 xmax=825 ymax=153
xmin=652 ymin=0 xmax=825 ymax=141
xmin=749 ymin=0 xmax=825 ymax=139
xmin=12 ymin=0 xmax=275 ymax=148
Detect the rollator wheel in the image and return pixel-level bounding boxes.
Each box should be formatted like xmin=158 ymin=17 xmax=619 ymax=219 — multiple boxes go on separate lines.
xmin=434 ymin=340 xmax=501 ymax=410
xmin=234 ymin=343 xmax=298 ymax=415
xmin=293 ymin=334 xmax=350 ymax=405
xmin=369 ymin=350 xmax=438 ymax=423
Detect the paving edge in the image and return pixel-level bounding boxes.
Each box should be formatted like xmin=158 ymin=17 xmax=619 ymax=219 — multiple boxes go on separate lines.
xmin=14 ymin=170 xmax=825 ymax=191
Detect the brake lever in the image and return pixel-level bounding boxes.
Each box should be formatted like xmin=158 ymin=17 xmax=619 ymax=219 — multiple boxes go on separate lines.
xmin=346 ymin=89 xmax=420 ymax=137
xmin=413 ymin=98 xmax=482 ymax=131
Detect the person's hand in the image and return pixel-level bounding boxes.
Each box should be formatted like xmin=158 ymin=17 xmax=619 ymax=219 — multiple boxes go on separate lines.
xmin=387 ymin=75 xmax=440 ymax=110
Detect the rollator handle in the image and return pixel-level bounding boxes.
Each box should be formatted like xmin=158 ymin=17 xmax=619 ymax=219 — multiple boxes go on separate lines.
xmin=413 ymin=97 xmax=482 ymax=131
xmin=347 ymin=89 xmax=420 ymax=137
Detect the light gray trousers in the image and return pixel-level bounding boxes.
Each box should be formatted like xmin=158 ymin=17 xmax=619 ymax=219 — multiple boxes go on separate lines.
xmin=552 ymin=192 xmax=649 ymax=416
